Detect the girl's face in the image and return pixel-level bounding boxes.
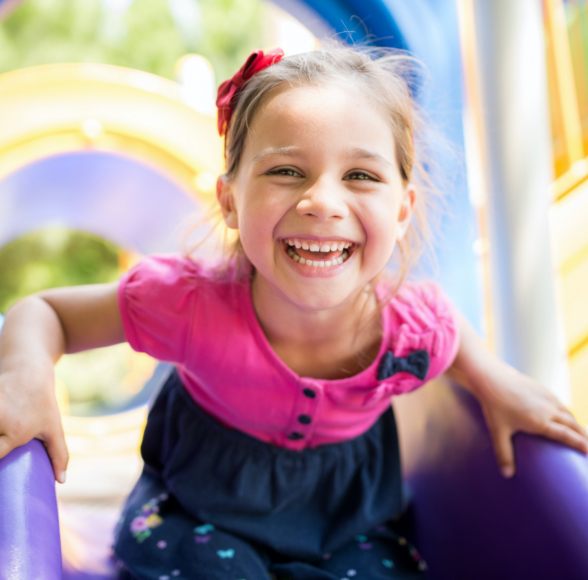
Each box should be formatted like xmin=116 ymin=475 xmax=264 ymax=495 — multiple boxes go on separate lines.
xmin=218 ymin=82 xmax=414 ymax=315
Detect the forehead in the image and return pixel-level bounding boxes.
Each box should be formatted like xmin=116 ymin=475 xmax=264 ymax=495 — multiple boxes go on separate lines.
xmin=244 ymin=82 xmax=396 ymax=156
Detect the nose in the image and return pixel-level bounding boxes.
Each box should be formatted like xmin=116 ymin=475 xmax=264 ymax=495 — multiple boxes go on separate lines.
xmin=295 ymin=177 xmax=349 ymax=220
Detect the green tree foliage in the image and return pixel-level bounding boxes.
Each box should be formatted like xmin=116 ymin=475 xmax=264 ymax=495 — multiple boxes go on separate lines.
xmin=0 ymin=227 xmax=133 ymax=414
xmin=0 ymin=0 xmax=264 ymax=79
xmin=0 ymin=227 xmax=121 ymax=312
xmin=194 ymin=0 xmax=265 ymax=80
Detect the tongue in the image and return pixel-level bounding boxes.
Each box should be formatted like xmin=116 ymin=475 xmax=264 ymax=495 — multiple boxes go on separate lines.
xmin=295 ymin=248 xmax=342 ymax=261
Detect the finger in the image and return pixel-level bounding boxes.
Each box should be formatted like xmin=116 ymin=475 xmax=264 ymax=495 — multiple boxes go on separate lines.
xmin=544 ymin=422 xmax=588 ymax=454
xmin=488 ymin=425 xmax=516 ymax=478
xmin=0 ymin=434 xmax=14 ymax=459
xmin=556 ymin=403 xmax=576 ymax=417
xmin=41 ymin=430 xmax=69 ymax=484
xmin=553 ymin=411 xmax=588 ymax=439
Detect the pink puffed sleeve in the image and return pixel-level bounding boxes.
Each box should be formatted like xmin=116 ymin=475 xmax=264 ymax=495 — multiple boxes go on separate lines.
xmin=118 ymin=255 xmax=200 ymax=362
xmin=391 ymin=281 xmax=460 ymax=382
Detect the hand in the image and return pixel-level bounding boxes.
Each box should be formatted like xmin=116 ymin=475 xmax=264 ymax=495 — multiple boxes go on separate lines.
xmin=476 ymin=363 xmax=588 ymax=478
xmin=0 ymin=365 xmax=68 ymax=483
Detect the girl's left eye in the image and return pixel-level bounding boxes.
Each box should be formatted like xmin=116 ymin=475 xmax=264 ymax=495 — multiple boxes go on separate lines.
xmin=266 ymin=167 xmax=301 ymax=178
xmin=345 ymin=171 xmax=378 ymax=182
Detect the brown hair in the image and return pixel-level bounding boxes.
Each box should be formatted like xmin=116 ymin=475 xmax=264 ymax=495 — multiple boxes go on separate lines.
xmin=212 ymin=43 xmax=442 ymax=287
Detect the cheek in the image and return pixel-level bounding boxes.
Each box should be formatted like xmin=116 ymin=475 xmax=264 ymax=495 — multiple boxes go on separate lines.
xmin=238 ymin=220 xmax=263 ymax=247
xmin=237 ymin=213 xmax=277 ymax=259
xmin=363 ymin=205 xmax=404 ymax=263
xmin=361 ymin=197 xmax=401 ymax=236
xmin=241 ymin=195 xmax=290 ymax=234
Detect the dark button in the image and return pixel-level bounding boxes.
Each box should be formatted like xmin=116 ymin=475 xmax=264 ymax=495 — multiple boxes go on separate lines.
xmin=302 ymin=388 xmax=316 ymax=398
xmin=287 ymin=432 xmax=304 ymax=440
xmin=298 ymin=414 xmax=312 ymax=425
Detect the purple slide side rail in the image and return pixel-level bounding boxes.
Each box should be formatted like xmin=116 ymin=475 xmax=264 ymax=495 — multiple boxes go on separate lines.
xmin=397 ymin=379 xmax=588 ymax=580
xmin=0 ymin=439 xmax=62 ymax=579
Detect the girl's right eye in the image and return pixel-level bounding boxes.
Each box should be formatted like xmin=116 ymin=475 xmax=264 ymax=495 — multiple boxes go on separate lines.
xmin=265 ymin=167 xmax=302 ymax=178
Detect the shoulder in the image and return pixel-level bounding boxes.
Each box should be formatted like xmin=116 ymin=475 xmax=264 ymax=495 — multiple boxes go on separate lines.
xmin=118 ymin=255 xmax=207 ymax=318
xmin=390 ymin=280 xmax=456 ymax=333
xmin=117 ymin=255 xmax=246 ymax=358
xmin=125 ymin=254 xmax=204 ymax=282
xmin=377 ymin=279 xmax=459 ymax=383
xmin=119 ymin=254 xmax=237 ymax=316
xmin=122 ymin=254 xmax=243 ymax=293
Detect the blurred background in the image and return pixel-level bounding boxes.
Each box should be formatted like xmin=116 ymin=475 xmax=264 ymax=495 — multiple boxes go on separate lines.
xmin=0 ymin=0 xmax=587 ymax=559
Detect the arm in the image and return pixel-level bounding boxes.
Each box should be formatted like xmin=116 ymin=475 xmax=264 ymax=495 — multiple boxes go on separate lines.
xmin=0 ymin=283 xmax=124 ymax=482
xmin=447 ymin=312 xmax=588 ymax=477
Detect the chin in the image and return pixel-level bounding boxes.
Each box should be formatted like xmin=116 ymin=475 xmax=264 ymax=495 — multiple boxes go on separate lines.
xmin=286 ymin=287 xmax=362 ymax=313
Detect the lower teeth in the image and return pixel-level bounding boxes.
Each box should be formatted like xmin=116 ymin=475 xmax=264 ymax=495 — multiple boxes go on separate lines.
xmin=286 ymin=247 xmax=349 ymax=267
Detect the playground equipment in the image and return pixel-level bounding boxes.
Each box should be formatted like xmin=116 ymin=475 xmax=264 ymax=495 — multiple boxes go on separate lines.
xmin=1 ymin=0 xmax=587 ymax=578
xmin=0 ymin=62 xmax=222 ymax=253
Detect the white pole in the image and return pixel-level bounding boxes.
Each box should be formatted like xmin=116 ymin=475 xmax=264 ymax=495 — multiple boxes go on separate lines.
xmin=467 ymin=0 xmax=570 ymax=399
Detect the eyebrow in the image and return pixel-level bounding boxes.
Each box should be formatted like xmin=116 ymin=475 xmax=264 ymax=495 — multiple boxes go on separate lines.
xmin=346 ymin=147 xmax=395 ymax=168
xmin=251 ymin=145 xmax=395 ymax=167
xmin=252 ymin=146 xmax=301 ymax=163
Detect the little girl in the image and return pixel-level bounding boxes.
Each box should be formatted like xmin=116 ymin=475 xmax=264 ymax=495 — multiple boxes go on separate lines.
xmin=1 ymin=45 xmax=587 ymax=579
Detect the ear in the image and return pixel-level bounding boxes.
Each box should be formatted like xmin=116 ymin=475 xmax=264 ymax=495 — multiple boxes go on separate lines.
xmin=216 ymin=175 xmax=239 ymax=229
xmin=396 ymin=183 xmax=416 ymax=240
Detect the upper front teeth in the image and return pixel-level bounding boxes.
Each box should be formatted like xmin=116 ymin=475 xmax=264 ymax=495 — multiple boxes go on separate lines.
xmin=286 ymin=239 xmax=352 ymax=252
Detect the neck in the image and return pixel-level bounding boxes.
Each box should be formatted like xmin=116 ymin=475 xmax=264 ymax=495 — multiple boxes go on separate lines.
xmin=251 ymin=274 xmax=382 ymax=378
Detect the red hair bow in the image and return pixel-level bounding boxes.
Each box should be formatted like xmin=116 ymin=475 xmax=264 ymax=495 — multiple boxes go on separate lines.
xmin=216 ymin=48 xmax=284 ymax=136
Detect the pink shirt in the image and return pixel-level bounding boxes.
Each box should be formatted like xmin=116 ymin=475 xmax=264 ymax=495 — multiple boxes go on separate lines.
xmin=118 ymin=255 xmax=459 ymax=451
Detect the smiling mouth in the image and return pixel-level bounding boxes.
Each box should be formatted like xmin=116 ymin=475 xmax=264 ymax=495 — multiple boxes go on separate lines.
xmin=283 ymin=238 xmax=355 ymax=267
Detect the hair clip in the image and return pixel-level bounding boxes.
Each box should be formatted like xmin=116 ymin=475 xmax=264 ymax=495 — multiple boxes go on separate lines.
xmin=216 ymin=48 xmax=284 ymax=136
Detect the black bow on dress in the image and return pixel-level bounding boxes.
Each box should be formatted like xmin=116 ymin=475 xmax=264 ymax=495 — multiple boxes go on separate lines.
xmin=377 ymin=349 xmax=430 ymax=381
